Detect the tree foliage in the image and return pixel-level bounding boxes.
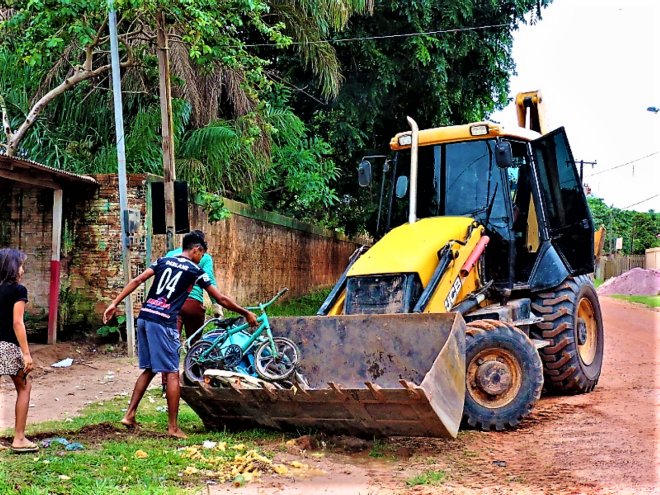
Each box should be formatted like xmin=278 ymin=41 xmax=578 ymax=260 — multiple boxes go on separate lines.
xmin=0 ymin=0 xmax=290 ymax=156
xmin=1 ymin=1 xmax=562 ymax=233
xmin=588 ymin=197 xmax=660 ymax=255
xmin=276 ymin=0 xmax=553 ymax=234
xmin=0 ymin=1 xmax=350 ymax=217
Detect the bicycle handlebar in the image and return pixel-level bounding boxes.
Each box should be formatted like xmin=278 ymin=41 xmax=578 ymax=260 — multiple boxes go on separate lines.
xmin=246 ymin=287 xmax=288 ymax=311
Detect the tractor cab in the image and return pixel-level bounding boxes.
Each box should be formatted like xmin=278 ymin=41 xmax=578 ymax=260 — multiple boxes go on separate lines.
xmin=359 ymin=122 xmax=594 ymax=295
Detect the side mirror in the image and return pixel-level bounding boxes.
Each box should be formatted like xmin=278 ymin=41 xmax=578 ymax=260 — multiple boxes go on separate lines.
xmin=358 ymin=160 xmax=373 ymax=187
xmin=495 ymin=141 xmax=513 ymax=168
xmin=395 ymin=176 xmax=408 ymax=198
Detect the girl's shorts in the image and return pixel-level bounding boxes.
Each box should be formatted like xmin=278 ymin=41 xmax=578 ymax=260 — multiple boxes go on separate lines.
xmin=0 ymin=341 xmax=24 ymax=376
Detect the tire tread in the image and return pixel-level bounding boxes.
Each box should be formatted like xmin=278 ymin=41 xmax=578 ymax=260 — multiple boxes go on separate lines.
xmin=533 ymin=276 xmax=603 ymax=395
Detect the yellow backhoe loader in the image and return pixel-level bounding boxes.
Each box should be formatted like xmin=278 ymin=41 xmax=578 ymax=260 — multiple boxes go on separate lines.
xmin=181 ymin=90 xmax=604 ymax=437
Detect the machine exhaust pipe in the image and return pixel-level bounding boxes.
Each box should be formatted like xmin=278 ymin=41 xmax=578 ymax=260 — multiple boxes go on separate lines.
xmin=406 ymin=116 xmax=419 ymax=224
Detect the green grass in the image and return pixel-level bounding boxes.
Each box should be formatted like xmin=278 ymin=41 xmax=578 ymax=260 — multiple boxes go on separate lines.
xmin=266 ymin=289 xmax=331 ymax=317
xmin=0 ymin=391 xmax=277 ymax=495
xmin=611 ymin=294 xmax=660 ymax=308
xmin=593 ymin=278 xmax=604 ymax=288
xmin=406 ymin=469 xmax=446 ymax=486
xmin=368 ymin=438 xmax=387 ymax=458
xmin=223 ymin=289 xmax=331 ymax=320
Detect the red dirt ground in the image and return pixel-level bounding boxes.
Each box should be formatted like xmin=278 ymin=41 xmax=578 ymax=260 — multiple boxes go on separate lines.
xmin=1 ymin=296 xmax=657 ymax=494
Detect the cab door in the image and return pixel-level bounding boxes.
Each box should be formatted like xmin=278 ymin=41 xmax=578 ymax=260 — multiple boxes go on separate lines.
xmin=531 ymin=127 xmax=594 ymax=274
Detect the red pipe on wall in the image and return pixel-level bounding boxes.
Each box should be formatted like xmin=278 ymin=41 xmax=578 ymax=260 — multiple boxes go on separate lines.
xmin=460 ymin=236 xmax=490 ymax=278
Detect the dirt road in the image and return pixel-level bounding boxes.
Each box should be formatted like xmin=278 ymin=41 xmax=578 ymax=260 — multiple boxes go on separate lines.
xmin=0 ymin=345 xmax=140 ymax=428
xmin=1 ymin=296 xmax=657 ymax=494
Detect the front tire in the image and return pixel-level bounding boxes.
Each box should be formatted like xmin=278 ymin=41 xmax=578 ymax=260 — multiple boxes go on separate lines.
xmin=463 ymin=319 xmax=543 ymax=431
xmin=532 ymin=275 xmax=604 ymax=394
xmin=183 ymin=341 xmax=220 ymax=385
xmin=254 ymin=337 xmax=300 ymax=381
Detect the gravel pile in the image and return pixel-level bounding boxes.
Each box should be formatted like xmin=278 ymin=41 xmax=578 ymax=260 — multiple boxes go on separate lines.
xmin=597 ymin=267 xmax=660 ymax=296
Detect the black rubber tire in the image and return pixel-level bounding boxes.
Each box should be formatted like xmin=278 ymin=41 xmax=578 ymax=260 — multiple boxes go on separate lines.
xmin=463 ymin=319 xmax=544 ymax=431
xmin=254 ymin=337 xmax=300 ymax=381
xmin=531 ymin=275 xmax=604 ymax=394
xmin=183 ymin=341 xmax=217 ymax=385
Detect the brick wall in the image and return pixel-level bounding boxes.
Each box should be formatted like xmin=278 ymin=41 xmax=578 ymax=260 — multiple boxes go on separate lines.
xmin=2 ymin=174 xmax=365 ymax=331
xmin=63 ymin=174 xmax=151 ymax=328
xmin=73 ymin=175 xmax=364 ymax=324
xmin=152 ymin=197 xmax=364 ymax=305
xmin=0 ymin=181 xmax=55 ymax=313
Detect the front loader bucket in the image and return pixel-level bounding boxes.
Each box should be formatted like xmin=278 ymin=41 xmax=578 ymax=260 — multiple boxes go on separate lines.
xmin=181 ymin=313 xmax=466 ymax=438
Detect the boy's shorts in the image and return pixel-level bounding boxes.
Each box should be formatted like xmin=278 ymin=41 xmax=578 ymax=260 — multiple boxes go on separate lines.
xmin=136 ymin=319 xmax=181 ymax=373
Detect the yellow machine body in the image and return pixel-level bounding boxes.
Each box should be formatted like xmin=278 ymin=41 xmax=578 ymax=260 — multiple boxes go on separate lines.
xmin=181 ymin=90 xmax=602 ymax=439
xmin=342 ymin=217 xmax=484 ymax=314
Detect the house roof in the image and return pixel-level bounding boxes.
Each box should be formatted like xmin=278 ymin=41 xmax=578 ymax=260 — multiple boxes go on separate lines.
xmin=0 ymin=154 xmax=98 ymax=189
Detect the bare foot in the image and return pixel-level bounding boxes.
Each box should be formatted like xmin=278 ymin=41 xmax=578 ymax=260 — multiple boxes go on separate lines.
xmin=120 ymin=418 xmax=140 ymax=429
xmin=168 ymin=428 xmax=188 ymax=439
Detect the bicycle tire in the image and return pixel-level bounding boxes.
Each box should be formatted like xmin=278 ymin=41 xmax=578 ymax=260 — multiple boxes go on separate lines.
xmin=254 ymin=337 xmax=300 ymax=381
xmin=183 ymin=341 xmax=219 ymax=385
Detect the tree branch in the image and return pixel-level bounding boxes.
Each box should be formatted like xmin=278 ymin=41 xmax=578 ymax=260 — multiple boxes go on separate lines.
xmin=5 ymin=59 xmax=135 ymax=156
xmin=82 ymin=18 xmax=109 ymax=72
xmin=0 ymin=95 xmax=13 ymax=149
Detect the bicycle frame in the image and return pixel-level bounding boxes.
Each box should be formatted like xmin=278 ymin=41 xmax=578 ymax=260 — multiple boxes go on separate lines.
xmin=182 ymin=318 xmax=225 ymax=353
xmin=186 ymin=288 xmax=288 ymax=367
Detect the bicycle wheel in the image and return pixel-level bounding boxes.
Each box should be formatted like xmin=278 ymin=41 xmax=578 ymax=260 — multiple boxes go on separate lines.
xmin=254 ymin=337 xmax=300 ymax=381
xmin=184 ymin=341 xmax=221 ymax=385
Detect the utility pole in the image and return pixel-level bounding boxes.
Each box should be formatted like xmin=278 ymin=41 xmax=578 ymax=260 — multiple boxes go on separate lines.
xmin=576 ymin=159 xmax=597 ymax=182
xmin=108 ymin=2 xmax=136 ymax=356
xmin=157 ymin=10 xmax=176 ymax=251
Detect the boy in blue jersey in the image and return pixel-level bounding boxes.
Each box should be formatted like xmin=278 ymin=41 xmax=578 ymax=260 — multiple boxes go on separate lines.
xmin=164 ymin=230 xmax=221 ymax=345
xmin=103 ymin=231 xmax=257 ymax=438
xmin=161 ymin=229 xmax=220 ymax=396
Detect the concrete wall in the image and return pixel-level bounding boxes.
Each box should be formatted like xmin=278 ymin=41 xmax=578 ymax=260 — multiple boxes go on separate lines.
xmin=646 ymin=248 xmax=660 ymax=270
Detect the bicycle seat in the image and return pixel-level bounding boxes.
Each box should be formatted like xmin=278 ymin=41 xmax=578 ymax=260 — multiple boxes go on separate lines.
xmin=215 ymin=316 xmax=244 ymax=330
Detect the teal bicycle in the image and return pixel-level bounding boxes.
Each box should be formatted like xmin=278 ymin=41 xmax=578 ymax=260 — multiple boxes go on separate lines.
xmin=183 ymin=288 xmax=300 ymax=384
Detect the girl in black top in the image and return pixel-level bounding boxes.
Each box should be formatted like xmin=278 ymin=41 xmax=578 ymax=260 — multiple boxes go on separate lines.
xmin=0 ymin=248 xmax=37 ymax=453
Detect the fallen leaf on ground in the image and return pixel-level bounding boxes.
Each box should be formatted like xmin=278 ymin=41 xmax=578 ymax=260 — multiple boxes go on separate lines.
xmin=134 ymin=450 xmax=149 ymax=459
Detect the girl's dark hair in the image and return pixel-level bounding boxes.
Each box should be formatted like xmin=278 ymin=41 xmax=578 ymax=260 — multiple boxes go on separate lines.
xmin=0 ymin=248 xmax=27 ymax=284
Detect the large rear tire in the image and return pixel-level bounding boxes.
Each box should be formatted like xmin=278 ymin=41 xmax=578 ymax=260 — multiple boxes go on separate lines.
xmin=532 ymin=275 xmax=604 ymax=394
xmin=463 ymin=319 xmax=543 ymax=431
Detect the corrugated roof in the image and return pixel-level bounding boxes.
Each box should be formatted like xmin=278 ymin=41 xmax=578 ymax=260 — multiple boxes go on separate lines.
xmin=0 ymin=154 xmax=98 ymax=186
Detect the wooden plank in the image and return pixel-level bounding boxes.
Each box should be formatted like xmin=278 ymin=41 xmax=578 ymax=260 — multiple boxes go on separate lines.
xmin=0 ymin=169 xmax=59 ymax=189
xmin=157 ymin=10 xmax=177 ymax=250
xmin=48 ymin=189 xmax=63 ymax=344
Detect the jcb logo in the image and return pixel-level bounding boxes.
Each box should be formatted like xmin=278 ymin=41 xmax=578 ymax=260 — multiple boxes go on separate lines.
xmin=444 ymin=277 xmax=462 ymax=311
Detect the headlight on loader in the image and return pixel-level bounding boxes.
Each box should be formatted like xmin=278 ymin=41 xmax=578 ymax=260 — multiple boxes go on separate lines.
xmin=469 ymin=124 xmax=489 ymax=136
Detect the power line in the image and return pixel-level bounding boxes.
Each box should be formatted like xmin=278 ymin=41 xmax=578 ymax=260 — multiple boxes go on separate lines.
xmin=590 ymin=151 xmax=658 ymax=176
xmin=623 ymin=194 xmax=659 ymax=209
xmin=265 ymin=70 xmax=326 ymax=105
xmin=235 ymin=23 xmax=509 ymax=48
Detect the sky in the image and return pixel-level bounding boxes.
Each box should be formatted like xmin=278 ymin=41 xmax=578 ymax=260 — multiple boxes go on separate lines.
xmin=491 ymin=0 xmax=659 ymax=212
